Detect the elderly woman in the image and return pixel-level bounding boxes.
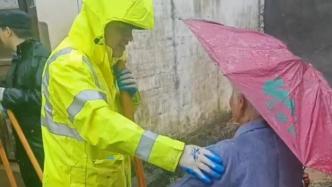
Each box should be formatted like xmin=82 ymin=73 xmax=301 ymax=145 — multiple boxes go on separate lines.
xmin=173 ymin=88 xmax=304 ymax=187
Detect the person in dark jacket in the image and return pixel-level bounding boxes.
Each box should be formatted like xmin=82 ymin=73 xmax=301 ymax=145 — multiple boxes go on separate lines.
xmin=0 ymin=10 xmax=50 ymax=187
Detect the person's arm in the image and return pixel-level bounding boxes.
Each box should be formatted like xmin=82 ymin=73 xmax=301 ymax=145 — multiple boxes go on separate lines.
xmin=48 ymin=54 xmax=184 ymax=171
xmin=46 ymin=51 xmax=225 ymax=182
xmin=1 ymin=55 xmax=47 ymax=111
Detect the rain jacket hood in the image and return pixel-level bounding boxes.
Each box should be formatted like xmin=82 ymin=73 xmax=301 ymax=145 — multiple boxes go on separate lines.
xmin=63 ymin=0 xmax=154 ymax=65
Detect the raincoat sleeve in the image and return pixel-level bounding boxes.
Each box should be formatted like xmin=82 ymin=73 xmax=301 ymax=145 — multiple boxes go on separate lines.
xmin=48 ymin=54 xmax=185 ymax=172
xmin=2 ymin=55 xmax=47 ymax=111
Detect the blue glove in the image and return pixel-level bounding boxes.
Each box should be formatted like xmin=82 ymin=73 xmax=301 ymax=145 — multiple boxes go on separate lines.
xmin=115 ymin=68 xmax=138 ymax=96
xmin=179 ymin=145 xmax=224 ymax=184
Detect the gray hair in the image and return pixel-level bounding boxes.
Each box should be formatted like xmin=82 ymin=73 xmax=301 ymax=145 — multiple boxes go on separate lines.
xmin=232 ymin=87 xmax=261 ymax=117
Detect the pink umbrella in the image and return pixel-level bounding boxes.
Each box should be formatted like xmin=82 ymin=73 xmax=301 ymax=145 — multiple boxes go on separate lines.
xmin=185 ymin=19 xmax=332 ymax=174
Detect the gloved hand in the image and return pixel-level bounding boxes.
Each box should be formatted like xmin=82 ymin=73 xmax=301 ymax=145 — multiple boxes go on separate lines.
xmin=179 ymin=145 xmax=224 ymax=184
xmin=114 ymin=68 xmax=138 ymax=96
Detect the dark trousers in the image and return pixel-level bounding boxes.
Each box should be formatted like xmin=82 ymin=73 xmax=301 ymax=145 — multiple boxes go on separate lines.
xmin=15 ymin=124 xmax=44 ymax=187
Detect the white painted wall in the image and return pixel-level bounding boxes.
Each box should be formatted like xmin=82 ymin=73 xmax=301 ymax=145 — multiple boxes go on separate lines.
xmin=0 ymin=0 xmax=19 ymax=9
xmin=34 ymin=0 xmax=263 ymax=137
xmin=0 ymin=0 xmax=18 ymax=10
xmin=35 ymin=0 xmax=81 ymax=49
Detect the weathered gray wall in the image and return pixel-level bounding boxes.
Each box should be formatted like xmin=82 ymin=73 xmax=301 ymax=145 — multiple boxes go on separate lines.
xmin=0 ymin=0 xmax=19 ymax=9
xmin=128 ymin=0 xmax=262 ymax=136
xmin=35 ymin=0 xmax=262 ymax=137
xmin=264 ymin=0 xmax=332 ymax=85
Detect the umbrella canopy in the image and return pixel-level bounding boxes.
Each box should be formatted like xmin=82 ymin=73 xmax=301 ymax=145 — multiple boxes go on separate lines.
xmin=185 ymin=19 xmax=332 ymax=174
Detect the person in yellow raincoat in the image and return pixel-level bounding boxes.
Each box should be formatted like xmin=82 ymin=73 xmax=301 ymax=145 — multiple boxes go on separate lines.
xmin=41 ymin=0 xmax=224 ymax=186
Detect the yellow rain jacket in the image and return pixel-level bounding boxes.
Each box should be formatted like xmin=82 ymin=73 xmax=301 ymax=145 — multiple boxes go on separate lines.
xmin=41 ymin=0 xmax=185 ymax=186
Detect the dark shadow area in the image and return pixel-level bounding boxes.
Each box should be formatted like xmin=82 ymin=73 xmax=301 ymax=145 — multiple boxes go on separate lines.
xmin=264 ymin=0 xmax=332 ymax=85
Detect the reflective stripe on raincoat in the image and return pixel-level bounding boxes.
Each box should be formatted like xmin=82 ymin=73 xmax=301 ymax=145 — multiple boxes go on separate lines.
xmin=41 ymin=0 xmax=185 ymax=186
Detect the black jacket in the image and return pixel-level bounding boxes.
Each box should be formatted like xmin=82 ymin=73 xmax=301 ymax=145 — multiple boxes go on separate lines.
xmin=2 ymin=39 xmax=50 ymax=133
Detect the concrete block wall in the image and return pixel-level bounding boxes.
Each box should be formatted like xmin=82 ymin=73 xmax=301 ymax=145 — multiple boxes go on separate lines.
xmin=128 ymin=0 xmax=262 ymax=136
xmin=35 ymin=0 xmax=262 ymax=137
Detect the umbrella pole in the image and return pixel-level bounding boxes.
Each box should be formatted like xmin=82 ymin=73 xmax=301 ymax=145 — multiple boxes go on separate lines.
xmin=117 ymin=62 xmax=147 ymax=187
xmin=0 ymin=141 xmax=17 ymax=187
xmin=7 ymin=110 xmax=43 ymax=182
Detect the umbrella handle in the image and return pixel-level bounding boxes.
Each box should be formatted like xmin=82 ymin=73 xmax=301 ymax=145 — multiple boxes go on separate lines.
xmin=0 ymin=141 xmax=18 ymax=187
xmin=7 ymin=110 xmax=43 ymax=182
xmin=117 ymin=62 xmax=147 ymax=187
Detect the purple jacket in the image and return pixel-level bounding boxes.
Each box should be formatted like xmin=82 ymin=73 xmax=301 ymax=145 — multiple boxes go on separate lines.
xmin=173 ymin=119 xmax=303 ymax=187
